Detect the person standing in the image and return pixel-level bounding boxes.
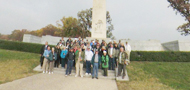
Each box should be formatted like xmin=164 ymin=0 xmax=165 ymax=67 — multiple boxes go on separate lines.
xmin=47 ymin=47 xmax=57 ymax=74
xmin=91 ymin=41 xmax=96 ymax=53
xmin=95 ymin=44 xmax=101 ymax=55
xmin=108 ymin=44 xmax=116 ymax=70
xmin=113 ymin=40 xmax=117 ymax=47
xmin=42 ymin=46 xmax=51 ymax=73
xmin=114 ymin=44 xmax=119 ymax=67
xmin=40 ymin=41 xmax=48 ymax=67
xmin=60 ymin=46 xmax=68 ymax=68
xmin=91 ymin=50 xmax=101 ymax=79
xmin=120 ymin=43 xmax=125 ymax=50
xmin=57 ymin=40 xmax=63 ymax=47
xmin=101 ymin=51 xmax=109 ymax=76
xmin=117 ymin=47 xmax=129 ymax=79
xmin=66 ymin=42 xmax=71 ymax=51
xmin=60 ymin=37 xmax=65 ymax=46
xmin=75 ymin=48 xmax=85 ymax=77
xmin=107 ymin=40 xmax=112 ymax=48
xmin=77 ymin=37 xmax=82 ymax=46
xmin=65 ymin=48 xmax=75 ymax=76
xmin=100 ymin=40 xmax=105 ymax=48
xmin=117 ymin=40 xmax=122 ymax=48
xmin=55 ymin=45 xmax=61 ymax=68
xmin=81 ymin=43 xmax=86 ymax=51
xmin=66 ymin=37 xmax=72 ymax=45
xmin=125 ymin=42 xmax=131 ymax=63
xmin=85 ymin=47 xmax=94 ymax=76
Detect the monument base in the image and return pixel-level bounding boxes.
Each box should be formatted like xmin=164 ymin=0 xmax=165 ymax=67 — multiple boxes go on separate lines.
xmin=86 ymin=37 xmax=111 ymax=43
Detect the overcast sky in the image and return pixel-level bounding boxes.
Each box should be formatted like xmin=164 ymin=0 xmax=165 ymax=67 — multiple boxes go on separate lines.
xmin=0 ymin=0 xmax=189 ymax=42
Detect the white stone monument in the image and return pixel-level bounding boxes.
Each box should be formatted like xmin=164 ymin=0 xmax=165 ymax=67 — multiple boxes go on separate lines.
xmin=91 ymin=0 xmax=107 ymax=39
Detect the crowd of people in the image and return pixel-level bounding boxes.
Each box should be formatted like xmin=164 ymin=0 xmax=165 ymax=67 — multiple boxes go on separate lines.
xmin=40 ymin=37 xmax=131 ymax=79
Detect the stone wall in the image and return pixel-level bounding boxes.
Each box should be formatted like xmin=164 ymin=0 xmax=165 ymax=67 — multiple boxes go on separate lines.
xmin=120 ymin=40 xmax=165 ymax=51
xmin=162 ymin=40 xmax=190 ymax=51
xmin=23 ymin=34 xmax=41 ymax=44
xmin=22 ymin=34 xmax=190 ymax=51
xmin=162 ymin=40 xmax=179 ymax=51
xmin=178 ymin=40 xmax=190 ymax=51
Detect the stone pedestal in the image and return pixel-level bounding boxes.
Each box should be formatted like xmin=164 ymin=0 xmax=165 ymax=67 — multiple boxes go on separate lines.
xmin=91 ymin=0 xmax=107 ymax=39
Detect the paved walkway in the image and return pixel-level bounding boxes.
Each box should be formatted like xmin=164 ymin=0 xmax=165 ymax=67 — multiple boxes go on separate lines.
xmin=0 ymin=73 xmax=118 ymax=90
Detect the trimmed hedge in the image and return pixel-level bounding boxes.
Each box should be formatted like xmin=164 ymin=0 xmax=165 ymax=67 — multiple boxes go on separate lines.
xmin=0 ymin=39 xmax=44 ymax=54
xmin=1 ymin=39 xmax=190 ymax=62
xmin=131 ymin=51 xmax=190 ymax=62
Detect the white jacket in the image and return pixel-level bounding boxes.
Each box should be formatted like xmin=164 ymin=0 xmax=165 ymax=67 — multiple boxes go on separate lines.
xmin=125 ymin=44 xmax=131 ymax=52
xmin=85 ymin=50 xmax=93 ymax=61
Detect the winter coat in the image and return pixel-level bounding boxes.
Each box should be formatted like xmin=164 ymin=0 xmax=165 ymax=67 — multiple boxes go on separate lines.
xmin=75 ymin=50 xmax=85 ymax=63
xmin=101 ymin=55 xmax=109 ymax=68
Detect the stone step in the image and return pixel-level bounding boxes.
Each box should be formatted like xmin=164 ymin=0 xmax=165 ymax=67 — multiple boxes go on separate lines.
xmin=34 ymin=65 xmax=130 ymax=81
xmin=54 ymin=69 xmax=116 ymax=77
xmin=34 ymin=65 xmax=116 ymax=80
xmin=52 ymin=70 xmax=115 ymax=80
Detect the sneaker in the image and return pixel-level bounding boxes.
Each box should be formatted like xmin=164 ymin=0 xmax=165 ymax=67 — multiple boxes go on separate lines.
xmin=49 ymin=72 xmax=51 ymax=74
xmin=122 ymin=76 xmax=125 ymax=79
xmin=51 ymin=72 xmax=54 ymax=74
xmin=88 ymin=73 xmax=91 ymax=75
xmin=85 ymin=73 xmax=88 ymax=76
xmin=65 ymin=75 xmax=68 ymax=77
xmin=96 ymin=77 xmax=98 ymax=79
xmin=81 ymin=76 xmax=83 ymax=78
xmin=46 ymin=71 xmax=48 ymax=73
xmin=43 ymin=71 xmax=45 ymax=74
xmin=75 ymin=75 xmax=77 ymax=77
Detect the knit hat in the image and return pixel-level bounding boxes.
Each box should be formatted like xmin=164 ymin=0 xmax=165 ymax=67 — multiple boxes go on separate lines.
xmin=103 ymin=51 xmax=107 ymax=53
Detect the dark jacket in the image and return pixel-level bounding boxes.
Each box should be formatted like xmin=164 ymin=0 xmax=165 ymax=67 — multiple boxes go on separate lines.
xmin=40 ymin=45 xmax=48 ymax=55
xmin=56 ymin=48 xmax=61 ymax=58
xmin=91 ymin=54 xmax=101 ymax=66
xmin=91 ymin=45 xmax=96 ymax=53
xmin=66 ymin=51 xmax=75 ymax=60
xmin=66 ymin=39 xmax=72 ymax=44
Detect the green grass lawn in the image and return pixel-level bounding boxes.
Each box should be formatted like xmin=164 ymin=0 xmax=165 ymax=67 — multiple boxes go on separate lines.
xmin=1 ymin=48 xmax=190 ymax=90
xmin=0 ymin=49 xmax=40 ymax=84
xmin=117 ymin=61 xmax=190 ymax=90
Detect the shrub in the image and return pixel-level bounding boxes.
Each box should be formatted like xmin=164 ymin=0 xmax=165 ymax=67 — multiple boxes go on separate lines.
xmin=0 ymin=39 xmax=43 ymax=54
xmin=131 ymin=51 xmax=190 ymax=62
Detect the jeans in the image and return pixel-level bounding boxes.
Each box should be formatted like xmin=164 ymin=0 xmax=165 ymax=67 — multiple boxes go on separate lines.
xmin=92 ymin=63 xmax=98 ymax=78
xmin=109 ymin=57 xmax=115 ymax=70
xmin=66 ymin=60 xmax=73 ymax=75
xmin=86 ymin=60 xmax=91 ymax=74
xmin=61 ymin=58 xmax=66 ymax=68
